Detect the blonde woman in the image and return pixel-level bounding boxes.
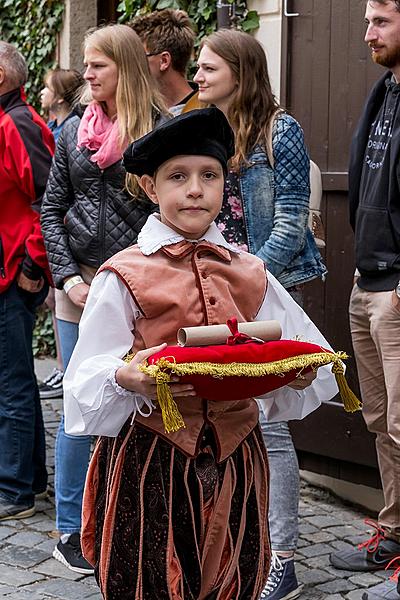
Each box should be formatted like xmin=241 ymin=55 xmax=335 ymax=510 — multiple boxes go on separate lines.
xmin=195 ymin=29 xmax=327 ymax=600
xmin=41 ymin=24 xmax=168 ymax=574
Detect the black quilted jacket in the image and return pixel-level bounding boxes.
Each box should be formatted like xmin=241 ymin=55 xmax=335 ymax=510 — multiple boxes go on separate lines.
xmin=41 ymin=115 xmax=154 ymax=288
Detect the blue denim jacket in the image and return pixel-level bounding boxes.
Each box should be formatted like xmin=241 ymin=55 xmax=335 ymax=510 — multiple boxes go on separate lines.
xmin=239 ymin=113 xmax=327 ymax=289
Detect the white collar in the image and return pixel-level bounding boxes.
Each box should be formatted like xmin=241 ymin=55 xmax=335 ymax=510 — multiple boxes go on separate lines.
xmin=137 ymin=213 xmax=240 ymax=256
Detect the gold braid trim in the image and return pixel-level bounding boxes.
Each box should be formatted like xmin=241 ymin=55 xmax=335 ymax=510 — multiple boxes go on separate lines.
xmin=140 ymin=351 xmax=347 ymax=378
xmin=136 ymin=350 xmax=361 ymax=433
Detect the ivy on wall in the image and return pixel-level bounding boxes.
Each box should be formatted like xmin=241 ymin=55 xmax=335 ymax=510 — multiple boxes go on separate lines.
xmin=33 ymin=307 xmax=56 ymax=358
xmin=0 ymin=0 xmax=64 ymax=109
xmin=117 ymin=0 xmax=259 ymax=45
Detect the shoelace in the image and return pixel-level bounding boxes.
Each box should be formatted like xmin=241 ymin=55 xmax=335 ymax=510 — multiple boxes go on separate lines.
xmin=261 ymin=552 xmax=284 ymax=595
xmin=385 ymin=556 xmax=400 ymax=583
xmin=357 ymin=519 xmax=386 ymax=553
xmin=42 ymin=368 xmax=60 ymax=385
xmin=42 ymin=368 xmax=63 ymax=386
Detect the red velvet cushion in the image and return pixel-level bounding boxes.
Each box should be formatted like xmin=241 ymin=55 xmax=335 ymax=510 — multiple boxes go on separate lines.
xmin=146 ymin=339 xmax=334 ymax=401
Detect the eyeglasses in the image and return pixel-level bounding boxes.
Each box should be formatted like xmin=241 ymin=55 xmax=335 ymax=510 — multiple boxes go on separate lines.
xmin=145 ymin=52 xmax=161 ymax=58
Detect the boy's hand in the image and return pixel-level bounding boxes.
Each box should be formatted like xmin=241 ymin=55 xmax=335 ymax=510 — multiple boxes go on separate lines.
xmin=116 ymin=343 xmax=196 ymax=400
xmin=287 ymin=370 xmax=317 ymax=390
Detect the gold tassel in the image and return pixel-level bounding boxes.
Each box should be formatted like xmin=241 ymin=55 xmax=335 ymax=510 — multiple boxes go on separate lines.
xmin=332 ymin=361 xmax=362 ymax=413
xmin=154 ymin=370 xmax=186 ymax=433
xmin=136 ymin=351 xmax=361 ymax=431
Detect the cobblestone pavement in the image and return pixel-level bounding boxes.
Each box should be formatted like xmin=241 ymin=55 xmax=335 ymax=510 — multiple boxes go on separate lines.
xmin=0 ymin=360 xmax=388 ymax=599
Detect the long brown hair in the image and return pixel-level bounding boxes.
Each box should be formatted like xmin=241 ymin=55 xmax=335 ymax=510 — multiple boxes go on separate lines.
xmin=200 ymin=29 xmax=280 ymax=169
xmin=44 ymin=68 xmax=84 ymax=110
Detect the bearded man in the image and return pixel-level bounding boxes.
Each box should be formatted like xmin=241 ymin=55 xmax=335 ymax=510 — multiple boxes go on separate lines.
xmin=329 ymin=2 xmax=400 ymax=596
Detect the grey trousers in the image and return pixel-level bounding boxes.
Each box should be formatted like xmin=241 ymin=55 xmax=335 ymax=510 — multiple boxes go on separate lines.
xmin=259 ymin=412 xmax=300 ymax=552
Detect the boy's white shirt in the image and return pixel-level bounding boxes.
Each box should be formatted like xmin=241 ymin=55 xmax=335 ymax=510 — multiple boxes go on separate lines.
xmin=64 ymin=214 xmax=339 ymax=437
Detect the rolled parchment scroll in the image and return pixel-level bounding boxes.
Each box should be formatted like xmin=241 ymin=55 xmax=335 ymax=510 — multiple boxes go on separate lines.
xmin=177 ymin=320 xmax=282 ymax=347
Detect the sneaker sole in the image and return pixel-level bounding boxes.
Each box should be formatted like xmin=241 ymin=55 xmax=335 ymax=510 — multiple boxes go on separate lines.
xmin=39 ymin=389 xmax=63 ymax=399
xmin=330 ymin=558 xmax=390 ymax=572
xmin=0 ymin=505 xmax=36 ymax=521
xmin=53 ymin=546 xmax=94 ymax=575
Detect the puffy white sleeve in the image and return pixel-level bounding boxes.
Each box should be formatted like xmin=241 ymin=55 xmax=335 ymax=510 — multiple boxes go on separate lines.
xmin=256 ymin=272 xmax=339 ymax=422
xmin=63 ymin=270 xmax=154 ymax=437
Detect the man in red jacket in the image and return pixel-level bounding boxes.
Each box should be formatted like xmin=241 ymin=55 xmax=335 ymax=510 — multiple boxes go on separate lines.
xmin=0 ymin=41 xmax=54 ymax=520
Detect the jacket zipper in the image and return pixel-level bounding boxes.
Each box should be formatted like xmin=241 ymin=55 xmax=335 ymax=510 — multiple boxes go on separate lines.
xmin=99 ymin=170 xmax=107 ymax=265
xmin=0 ymin=235 xmax=5 ymax=278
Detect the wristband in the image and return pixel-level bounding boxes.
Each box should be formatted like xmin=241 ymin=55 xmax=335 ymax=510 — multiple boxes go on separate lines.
xmin=63 ymin=275 xmax=84 ymax=295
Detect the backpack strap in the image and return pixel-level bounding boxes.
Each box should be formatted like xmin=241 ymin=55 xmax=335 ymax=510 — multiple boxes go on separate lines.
xmin=265 ymin=109 xmax=284 ymax=168
xmin=308 ymin=161 xmax=326 ymax=248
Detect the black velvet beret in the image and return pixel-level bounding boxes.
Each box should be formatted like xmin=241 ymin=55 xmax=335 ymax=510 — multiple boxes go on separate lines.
xmin=123 ymin=107 xmax=235 ymax=177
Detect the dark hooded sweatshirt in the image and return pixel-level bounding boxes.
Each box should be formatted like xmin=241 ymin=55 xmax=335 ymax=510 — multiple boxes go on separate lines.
xmin=349 ymin=71 xmax=400 ymax=291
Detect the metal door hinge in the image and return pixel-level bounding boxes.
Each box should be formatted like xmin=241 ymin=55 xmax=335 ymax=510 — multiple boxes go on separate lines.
xmin=284 ymin=0 xmax=299 ymax=17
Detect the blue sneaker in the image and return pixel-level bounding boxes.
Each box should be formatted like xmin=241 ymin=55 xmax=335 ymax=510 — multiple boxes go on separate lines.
xmin=361 ymin=579 xmax=400 ymax=599
xmin=260 ymin=552 xmax=303 ymax=599
xmin=362 ymin=558 xmax=400 ymax=599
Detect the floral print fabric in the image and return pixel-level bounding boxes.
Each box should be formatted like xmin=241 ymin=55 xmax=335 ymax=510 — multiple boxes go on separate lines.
xmin=216 ymin=170 xmax=249 ymax=252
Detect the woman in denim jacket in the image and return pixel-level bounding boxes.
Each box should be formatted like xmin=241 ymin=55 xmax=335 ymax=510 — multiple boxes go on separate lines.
xmin=195 ymin=29 xmax=326 ymax=600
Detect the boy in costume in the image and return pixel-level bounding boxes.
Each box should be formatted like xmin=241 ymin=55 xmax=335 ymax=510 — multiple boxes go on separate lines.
xmin=63 ymin=108 xmax=338 ymax=599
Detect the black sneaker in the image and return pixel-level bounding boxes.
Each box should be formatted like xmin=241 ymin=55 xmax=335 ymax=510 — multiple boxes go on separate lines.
xmin=0 ymin=497 xmax=35 ymax=521
xmin=260 ymin=553 xmax=303 ymax=599
xmin=38 ymin=368 xmax=64 ymax=399
xmin=330 ymin=519 xmax=400 ymax=572
xmin=53 ymin=533 xmax=94 ymax=574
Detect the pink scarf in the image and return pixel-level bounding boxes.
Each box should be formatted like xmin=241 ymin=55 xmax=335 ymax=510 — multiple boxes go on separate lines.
xmin=77 ymin=102 xmax=127 ymax=169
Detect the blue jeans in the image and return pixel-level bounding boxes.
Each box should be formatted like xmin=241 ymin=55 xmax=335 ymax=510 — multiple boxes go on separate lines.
xmin=0 ymin=281 xmax=48 ymax=505
xmin=55 ymin=318 xmax=91 ymax=534
xmin=259 ymin=285 xmax=303 ymax=553
xmin=259 ymin=413 xmax=299 ymax=552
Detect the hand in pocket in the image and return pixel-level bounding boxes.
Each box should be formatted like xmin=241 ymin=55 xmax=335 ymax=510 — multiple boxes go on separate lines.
xmin=17 ymin=271 xmax=44 ymax=293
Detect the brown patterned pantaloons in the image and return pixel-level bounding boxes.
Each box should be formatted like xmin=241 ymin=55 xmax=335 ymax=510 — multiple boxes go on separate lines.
xmin=81 ymin=421 xmax=270 ymax=599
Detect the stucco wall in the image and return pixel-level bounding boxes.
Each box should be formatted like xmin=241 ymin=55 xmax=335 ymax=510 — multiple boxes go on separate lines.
xmin=59 ymin=0 xmax=97 ymax=70
xmin=247 ymin=0 xmax=283 ymax=100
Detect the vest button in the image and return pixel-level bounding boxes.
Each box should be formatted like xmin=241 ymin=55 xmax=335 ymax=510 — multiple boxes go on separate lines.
xmin=201 ymin=271 xmax=208 ymax=279
xmin=208 ymin=410 xmax=215 ymax=419
xmin=209 ymin=297 xmax=216 ymax=305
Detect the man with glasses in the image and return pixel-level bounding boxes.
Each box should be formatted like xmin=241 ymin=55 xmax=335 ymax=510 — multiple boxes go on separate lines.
xmin=130 ymin=9 xmax=201 ymax=115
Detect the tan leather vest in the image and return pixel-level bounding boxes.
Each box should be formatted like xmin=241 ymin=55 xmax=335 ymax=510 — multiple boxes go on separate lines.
xmin=100 ymin=239 xmax=267 ymax=462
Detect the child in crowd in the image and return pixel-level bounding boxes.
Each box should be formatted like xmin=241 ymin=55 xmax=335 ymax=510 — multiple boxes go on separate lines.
xmin=63 ymin=108 xmax=338 ymax=599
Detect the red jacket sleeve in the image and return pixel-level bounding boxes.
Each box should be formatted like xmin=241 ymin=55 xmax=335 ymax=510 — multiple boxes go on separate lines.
xmin=4 ymin=102 xmax=55 ymax=282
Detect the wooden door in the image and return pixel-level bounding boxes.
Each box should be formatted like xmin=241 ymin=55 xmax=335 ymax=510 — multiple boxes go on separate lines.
xmin=282 ymin=0 xmax=383 ymax=487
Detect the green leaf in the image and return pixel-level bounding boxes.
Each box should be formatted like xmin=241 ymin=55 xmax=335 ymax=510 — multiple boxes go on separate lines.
xmin=156 ymin=0 xmax=178 ymax=9
xmin=241 ymin=10 xmax=260 ymax=32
